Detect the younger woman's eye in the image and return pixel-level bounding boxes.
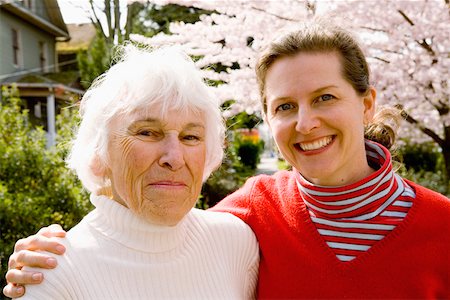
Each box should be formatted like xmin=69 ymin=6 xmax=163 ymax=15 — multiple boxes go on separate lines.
xmin=275 ymin=103 xmax=294 ymax=112
xmin=318 ymin=94 xmax=335 ymax=102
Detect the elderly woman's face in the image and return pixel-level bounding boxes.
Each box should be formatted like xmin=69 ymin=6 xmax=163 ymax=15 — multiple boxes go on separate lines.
xmin=105 ymin=106 xmax=206 ymax=226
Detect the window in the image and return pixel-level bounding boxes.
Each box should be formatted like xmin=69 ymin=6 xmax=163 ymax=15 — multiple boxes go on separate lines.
xmin=23 ymin=0 xmax=34 ymax=11
xmin=12 ymin=28 xmax=21 ymax=67
xmin=39 ymin=41 xmax=48 ymax=72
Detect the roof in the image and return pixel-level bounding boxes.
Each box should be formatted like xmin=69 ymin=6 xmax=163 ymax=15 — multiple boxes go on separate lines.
xmin=0 ymin=0 xmax=69 ymax=40
xmin=1 ymin=73 xmax=84 ymax=102
xmin=57 ymin=23 xmax=96 ymax=53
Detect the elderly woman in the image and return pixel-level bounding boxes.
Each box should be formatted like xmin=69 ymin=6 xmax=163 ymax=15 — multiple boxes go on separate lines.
xmin=7 ymin=44 xmax=259 ymax=299
xmin=5 ymin=20 xmax=449 ymax=299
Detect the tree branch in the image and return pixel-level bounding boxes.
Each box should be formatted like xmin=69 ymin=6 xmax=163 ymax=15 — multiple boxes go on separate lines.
xmin=249 ymin=6 xmax=300 ymax=22
xmin=89 ymin=0 xmax=107 ymax=41
xmin=395 ymin=104 xmax=445 ymax=147
xmin=372 ymin=56 xmax=390 ymax=64
xmin=416 ymin=39 xmax=436 ymax=56
xmin=114 ymin=0 xmax=121 ymax=43
xmin=360 ymin=26 xmax=387 ymax=33
xmin=397 ymin=9 xmax=436 ymax=56
xmin=397 ymin=9 xmax=414 ymax=26
xmin=104 ymin=0 xmax=114 ymax=45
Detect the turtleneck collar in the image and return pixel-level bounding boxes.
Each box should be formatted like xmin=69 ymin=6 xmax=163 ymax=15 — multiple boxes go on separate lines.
xmin=85 ymin=194 xmax=188 ymax=253
xmin=295 ymin=140 xmax=404 ymax=220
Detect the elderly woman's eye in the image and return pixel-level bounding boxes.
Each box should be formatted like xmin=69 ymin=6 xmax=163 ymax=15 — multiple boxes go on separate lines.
xmin=184 ymin=135 xmax=200 ymax=141
xmin=275 ymin=103 xmax=294 ymax=112
xmin=138 ymin=130 xmax=153 ymax=136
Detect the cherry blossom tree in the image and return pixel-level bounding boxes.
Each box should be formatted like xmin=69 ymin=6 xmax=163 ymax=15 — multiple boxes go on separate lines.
xmin=130 ymin=0 xmax=449 ymax=178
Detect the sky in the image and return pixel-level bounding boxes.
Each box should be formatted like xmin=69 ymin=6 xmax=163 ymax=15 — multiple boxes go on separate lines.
xmin=58 ymin=0 xmax=93 ymax=24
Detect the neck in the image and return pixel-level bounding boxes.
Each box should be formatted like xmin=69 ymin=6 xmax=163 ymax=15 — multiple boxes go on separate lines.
xmin=87 ymin=194 xmax=188 ymax=252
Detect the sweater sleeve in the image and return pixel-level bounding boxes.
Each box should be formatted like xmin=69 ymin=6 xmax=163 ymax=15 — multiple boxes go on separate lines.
xmin=245 ymin=249 xmax=259 ymax=300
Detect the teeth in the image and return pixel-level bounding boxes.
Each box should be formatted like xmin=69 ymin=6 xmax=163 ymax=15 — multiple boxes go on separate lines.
xmin=299 ymin=136 xmax=332 ymax=151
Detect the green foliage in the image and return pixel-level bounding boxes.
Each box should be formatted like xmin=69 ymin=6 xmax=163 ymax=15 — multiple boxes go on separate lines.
xmin=227 ymin=111 xmax=262 ymax=130
xmin=0 ymin=86 xmax=92 ymax=290
xmin=277 ymin=158 xmax=292 ymax=171
xmin=200 ymin=145 xmax=255 ymax=208
xmin=399 ymin=168 xmax=450 ymax=197
xmin=77 ymin=30 xmax=112 ymax=89
xmin=135 ymin=4 xmax=214 ymax=37
xmin=232 ymin=132 xmax=265 ymax=170
xmin=398 ymin=140 xmax=442 ymax=172
xmin=236 ymin=140 xmax=264 ymax=169
xmin=397 ymin=139 xmax=449 ymax=196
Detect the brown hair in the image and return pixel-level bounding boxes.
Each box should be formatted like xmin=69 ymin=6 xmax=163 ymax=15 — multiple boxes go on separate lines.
xmin=255 ymin=19 xmax=399 ymax=150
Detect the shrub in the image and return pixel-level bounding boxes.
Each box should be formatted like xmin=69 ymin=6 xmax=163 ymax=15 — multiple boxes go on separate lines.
xmin=232 ymin=130 xmax=264 ymax=170
xmin=397 ymin=139 xmax=449 ymax=197
xmin=0 ymin=86 xmax=92 ymax=291
xmin=200 ymin=143 xmax=255 ymax=208
xmin=399 ymin=168 xmax=450 ymax=197
xmin=397 ymin=140 xmax=442 ymax=172
xmin=236 ymin=141 xmax=262 ymax=169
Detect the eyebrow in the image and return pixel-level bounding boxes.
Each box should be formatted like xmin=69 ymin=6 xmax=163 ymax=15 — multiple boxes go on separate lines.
xmin=312 ymin=85 xmax=339 ymax=94
xmin=130 ymin=118 xmax=205 ymax=129
xmin=269 ymin=85 xmax=340 ymax=103
xmin=183 ymin=123 xmax=205 ymax=130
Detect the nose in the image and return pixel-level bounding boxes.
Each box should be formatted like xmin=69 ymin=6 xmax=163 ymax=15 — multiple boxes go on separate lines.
xmin=158 ymin=136 xmax=185 ymax=171
xmin=295 ymin=107 xmax=320 ymax=135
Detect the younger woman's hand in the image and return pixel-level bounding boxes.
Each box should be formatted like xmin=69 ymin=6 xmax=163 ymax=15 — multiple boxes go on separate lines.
xmin=3 ymin=224 xmax=67 ymax=298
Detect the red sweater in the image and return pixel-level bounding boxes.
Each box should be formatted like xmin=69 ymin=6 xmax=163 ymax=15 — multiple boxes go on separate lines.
xmin=211 ymin=171 xmax=450 ymax=299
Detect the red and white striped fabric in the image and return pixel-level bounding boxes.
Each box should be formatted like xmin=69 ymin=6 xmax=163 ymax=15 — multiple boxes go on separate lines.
xmin=296 ymin=140 xmax=416 ymax=262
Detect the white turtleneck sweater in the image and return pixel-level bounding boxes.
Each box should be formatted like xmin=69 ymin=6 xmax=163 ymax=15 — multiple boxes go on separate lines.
xmin=21 ymin=195 xmax=259 ymax=300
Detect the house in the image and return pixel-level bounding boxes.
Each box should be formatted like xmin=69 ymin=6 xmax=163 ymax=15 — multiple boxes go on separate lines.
xmin=0 ymin=0 xmax=84 ymax=147
xmin=57 ymin=23 xmax=96 ymax=71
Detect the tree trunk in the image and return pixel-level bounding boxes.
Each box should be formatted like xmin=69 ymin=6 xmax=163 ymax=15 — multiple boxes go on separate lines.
xmin=113 ymin=0 xmax=121 ymax=43
xmin=104 ymin=0 xmax=114 ymax=45
xmin=443 ymin=125 xmax=450 ymax=182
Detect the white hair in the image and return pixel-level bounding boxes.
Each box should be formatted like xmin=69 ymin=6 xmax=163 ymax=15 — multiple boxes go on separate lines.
xmin=67 ymin=44 xmax=225 ymax=193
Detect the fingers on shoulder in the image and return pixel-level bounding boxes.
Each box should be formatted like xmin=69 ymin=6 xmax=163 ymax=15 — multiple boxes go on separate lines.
xmin=3 ymin=283 xmax=25 ymax=299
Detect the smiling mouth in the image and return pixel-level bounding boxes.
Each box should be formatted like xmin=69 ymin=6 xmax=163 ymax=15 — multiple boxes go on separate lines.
xmin=296 ymin=136 xmax=334 ymax=151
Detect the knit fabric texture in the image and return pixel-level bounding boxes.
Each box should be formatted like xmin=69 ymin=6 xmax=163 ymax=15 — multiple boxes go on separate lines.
xmin=212 ymin=146 xmax=450 ymax=298
xmin=22 ymin=195 xmax=259 ymax=300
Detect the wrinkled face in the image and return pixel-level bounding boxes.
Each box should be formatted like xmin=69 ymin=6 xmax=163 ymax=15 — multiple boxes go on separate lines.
xmin=105 ymin=106 xmax=206 ymax=226
xmin=265 ymin=51 xmax=375 ymax=186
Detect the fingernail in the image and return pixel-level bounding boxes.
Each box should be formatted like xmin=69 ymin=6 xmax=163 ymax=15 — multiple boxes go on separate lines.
xmin=47 ymin=257 xmax=57 ymax=267
xmin=56 ymin=245 xmax=65 ymax=253
xmin=32 ymin=273 xmax=42 ymax=281
xmin=16 ymin=286 xmax=24 ymax=293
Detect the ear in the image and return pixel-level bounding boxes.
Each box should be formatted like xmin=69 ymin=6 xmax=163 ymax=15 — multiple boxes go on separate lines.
xmin=90 ymin=154 xmax=108 ymax=178
xmin=363 ymin=86 xmax=376 ymax=124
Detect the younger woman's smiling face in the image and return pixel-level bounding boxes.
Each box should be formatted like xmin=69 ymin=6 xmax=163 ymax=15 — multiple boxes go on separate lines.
xmin=265 ymin=51 xmax=376 ymax=186
xmin=104 ymin=105 xmax=206 ymax=225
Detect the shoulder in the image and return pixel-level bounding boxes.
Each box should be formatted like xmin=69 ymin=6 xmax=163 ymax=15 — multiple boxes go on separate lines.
xmin=211 ymin=170 xmax=299 ymax=222
xmin=407 ymin=180 xmax=450 ymax=208
xmin=187 ymin=209 xmax=259 ymax=265
xmin=187 ymin=209 xmax=257 ymax=246
xmin=217 ymin=170 xmax=296 ymax=205
xmin=189 ymin=209 xmax=254 ymax=234
xmin=406 ymin=180 xmax=450 ymax=225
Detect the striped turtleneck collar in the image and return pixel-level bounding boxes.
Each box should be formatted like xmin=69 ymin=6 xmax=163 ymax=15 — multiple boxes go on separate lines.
xmin=296 ymin=140 xmax=407 ymax=220
xmin=295 ymin=140 xmax=416 ymax=262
